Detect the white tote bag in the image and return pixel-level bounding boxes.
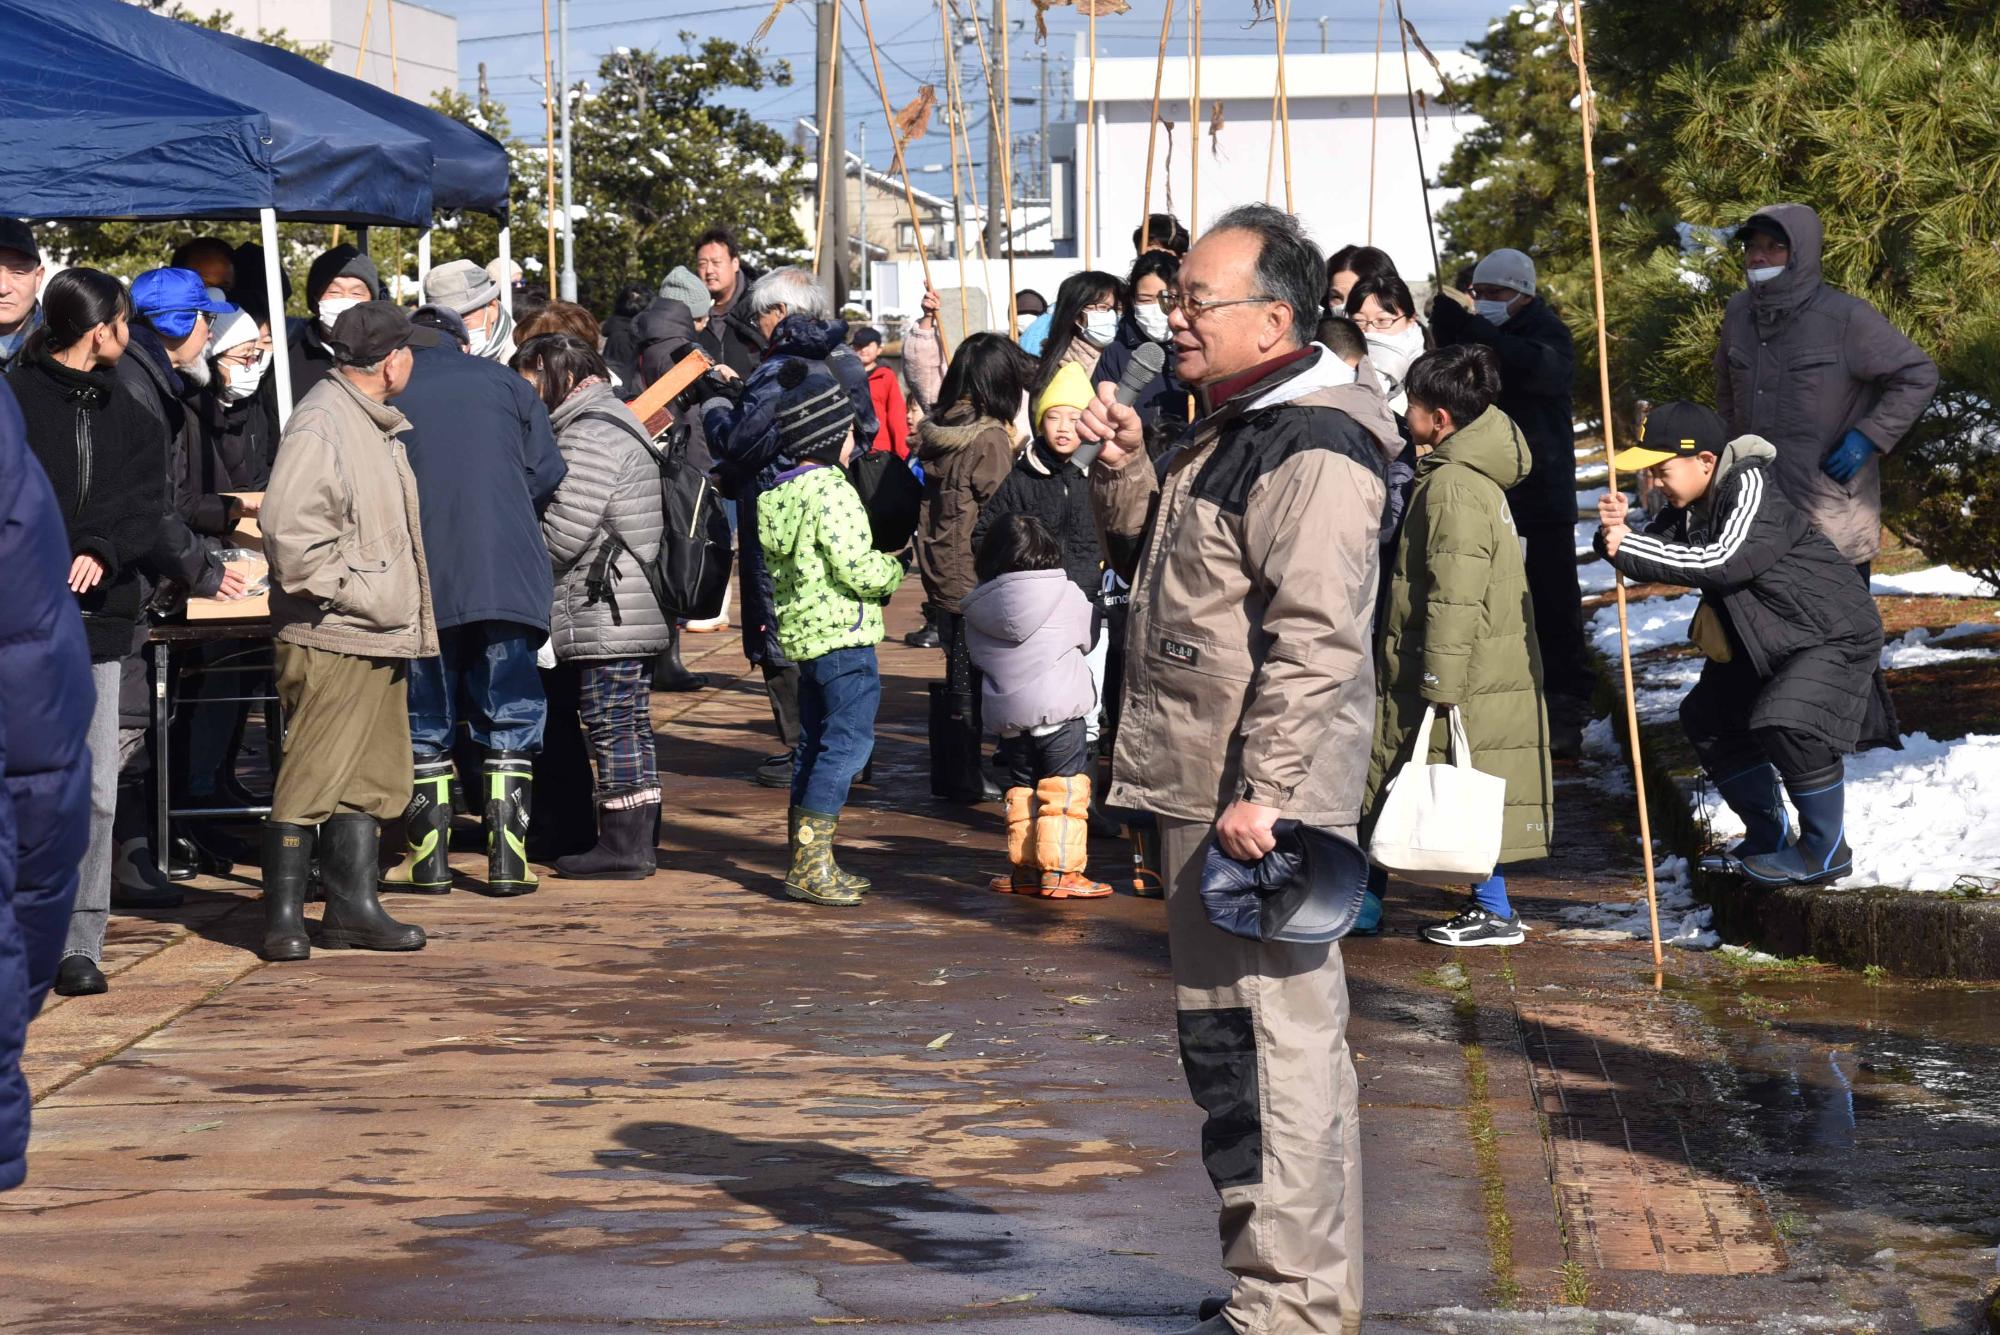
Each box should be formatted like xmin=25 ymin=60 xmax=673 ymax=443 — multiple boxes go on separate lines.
xmin=1367 ymin=704 xmax=1507 ymax=887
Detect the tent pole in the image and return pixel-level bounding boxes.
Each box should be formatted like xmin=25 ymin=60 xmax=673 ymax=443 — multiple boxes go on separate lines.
xmin=417 ymin=229 xmax=432 ymax=288
xmin=498 ymin=226 xmax=514 ymax=314
xmin=261 ymin=208 xmax=294 ymax=428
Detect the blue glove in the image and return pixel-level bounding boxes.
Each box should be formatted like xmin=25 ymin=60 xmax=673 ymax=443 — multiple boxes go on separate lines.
xmin=1822 ymin=428 xmax=1875 ymax=484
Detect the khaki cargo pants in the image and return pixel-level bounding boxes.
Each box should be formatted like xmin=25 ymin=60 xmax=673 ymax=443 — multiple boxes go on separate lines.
xmin=271 ymin=642 xmax=413 ymax=827
xmin=1160 ymin=816 xmax=1364 ymax=1335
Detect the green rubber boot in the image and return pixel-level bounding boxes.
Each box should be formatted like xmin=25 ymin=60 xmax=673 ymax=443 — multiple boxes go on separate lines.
xmin=790 ymin=806 xmax=869 ymax=895
xmin=484 ymin=750 xmax=539 ymax=896
xmin=785 ymin=809 xmax=861 ymax=907
xmin=383 ymin=755 xmax=454 ymax=892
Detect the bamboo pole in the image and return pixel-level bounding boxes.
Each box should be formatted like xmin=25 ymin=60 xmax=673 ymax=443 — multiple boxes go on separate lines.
xmin=947 ymin=12 xmax=996 ymax=321
xmin=386 ymin=0 xmax=400 ymax=91
xmin=1367 ymin=0 xmax=1384 ymax=243
xmin=1190 ymin=0 xmax=1201 ymax=238
xmin=938 ymin=0 xmax=970 ymax=332
xmin=855 ymin=0 xmax=940 ymax=328
xmin=541 ymin=0 xmax=558 ymax=286
xmin=353 ymin=0 xmax=375 ymax=76
xmin=1569 ymin=0 xmax=1664 ymax=973
xmin=998 ymin=0 xmax=1017 ymax=332
xmin=1084 ymin=1 xmax=1097 ymax=270
xmin=812 ymin=0 xmax=842 ymax=266
xmin=1392 ymin=0 xmax=1439 ymax=282
xmin=1140 ymin=0 xmax=1174 ymax=253
xmin=962 ymin=3 xmax=1013 ymax=325
xmin=1277 ymin=0 xmax=1293 ymax=211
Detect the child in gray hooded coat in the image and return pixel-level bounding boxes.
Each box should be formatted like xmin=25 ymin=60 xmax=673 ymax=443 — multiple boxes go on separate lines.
xmin=962 ymin=514 xmax=1108 ymax=899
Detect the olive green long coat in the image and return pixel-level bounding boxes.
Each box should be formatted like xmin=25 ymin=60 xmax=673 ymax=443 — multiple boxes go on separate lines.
xmin=1363 ymin=405 xmax=1554 ymax=865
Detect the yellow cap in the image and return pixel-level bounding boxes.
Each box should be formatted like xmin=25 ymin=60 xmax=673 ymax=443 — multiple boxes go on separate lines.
xmin=1033 ymin=361 xmax=1095 ymax=429
xmin=1611 ymin=444 xmax=1680 ymax=471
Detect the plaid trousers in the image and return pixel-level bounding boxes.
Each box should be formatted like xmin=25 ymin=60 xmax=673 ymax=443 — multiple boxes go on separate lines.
xmin=577 ymin=658 xmax=657 ymax=800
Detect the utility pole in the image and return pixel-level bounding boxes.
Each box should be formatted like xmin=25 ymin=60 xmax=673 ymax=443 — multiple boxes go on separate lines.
xmin=1318 ymin=15 xmax=1327 ymax=53
xmin=983 ymin=0 xmax=1007 ymax=254
xmin=857 ymin=121 xmax=869 ymax=314
xmin=814 ymin=0 xmax=850 ymax=308
xmin=477 ymin=61 xmax=489 ymax=104
xmin=1038 ymin=46 xmax=1049 ymax=200
xmin=558 ymin=0 xmax=577 ymax=302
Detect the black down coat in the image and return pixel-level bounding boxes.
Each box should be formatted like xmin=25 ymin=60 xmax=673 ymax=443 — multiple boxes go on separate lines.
xmin=1596 ymin=436 xmax=1884 ymax=753
xmin=1430 ymin=294 xmax=1577 ymax=530
xmin=971 ymin=437 xmax=1106 ymax=603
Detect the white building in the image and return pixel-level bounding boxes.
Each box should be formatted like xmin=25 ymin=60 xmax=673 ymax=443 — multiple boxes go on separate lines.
xmin=185 ymin=1 xmax=458 ymax=105
xmin=1062 ymin=43 xmax=1478 ymax=280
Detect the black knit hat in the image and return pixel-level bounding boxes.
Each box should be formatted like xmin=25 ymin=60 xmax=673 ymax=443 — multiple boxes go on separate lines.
xmin=305 ymin=243 xmax=382 ymax=312
xmin=774 ymin=361 xmax=857 ymax=464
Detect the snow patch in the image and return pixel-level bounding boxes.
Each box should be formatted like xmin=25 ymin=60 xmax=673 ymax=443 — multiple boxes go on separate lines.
xmin=1556 ymin=849 xmax=1718 ymax=950
xmin=1870 ymin=564 xmax=1998 ymax=598
xmin=1591 ymin=592 xmax=1697 ymax=656
xmin=1881 ymin=626 xmax=2000 ymax=670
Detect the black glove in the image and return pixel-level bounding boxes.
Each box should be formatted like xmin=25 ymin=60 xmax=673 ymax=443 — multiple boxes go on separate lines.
xmin=1428 ymin=294 xmax=1469 ymax=340
xmin=695 ymin=367 xmax=744 ymax=405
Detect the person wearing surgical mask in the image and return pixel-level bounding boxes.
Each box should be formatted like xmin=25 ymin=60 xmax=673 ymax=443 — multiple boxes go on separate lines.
xmin=423 ymin=258 xmax=517 ymax=364
xmin=1091 ymin=250 xmax=1190 ymax=431
xmin=202 ymin=299 xmax=277 ymax=488
xmin=1035 ymin=270 xmax=1123 ymax=388
xmin=288 ymin=243 xmax=381 ymax=399
xmin=1344 ymin=273 xmax=1428 ymax=416
xmin=1427 ymin=245 xmax=1595 ymax=759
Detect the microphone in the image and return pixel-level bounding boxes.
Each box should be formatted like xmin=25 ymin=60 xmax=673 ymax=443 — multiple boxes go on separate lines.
xmin=1074 ymin=341 xmax=1167 ymax=468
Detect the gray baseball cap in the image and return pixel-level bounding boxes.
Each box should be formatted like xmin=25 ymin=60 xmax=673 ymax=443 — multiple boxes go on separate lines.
xmin=1471 ymin=248 xmax=1536 ymax=298
xmin=423 ymin=258 xmax=500 ymax=315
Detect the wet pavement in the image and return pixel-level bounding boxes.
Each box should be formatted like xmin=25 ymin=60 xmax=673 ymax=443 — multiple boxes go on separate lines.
xmin=10 ymin=590 xmax=1998 ymax=1333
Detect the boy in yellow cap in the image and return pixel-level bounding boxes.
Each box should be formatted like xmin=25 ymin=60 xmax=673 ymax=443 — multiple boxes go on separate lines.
xmin=1596 ymin=401 xmax=1886 ymax=886
xmin=967 ymin=362 xmax=1114 ymax=896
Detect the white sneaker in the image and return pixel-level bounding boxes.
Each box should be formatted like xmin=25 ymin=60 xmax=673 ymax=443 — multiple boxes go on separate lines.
xmin=1421 ymin=905 xmax=1526 ymax=947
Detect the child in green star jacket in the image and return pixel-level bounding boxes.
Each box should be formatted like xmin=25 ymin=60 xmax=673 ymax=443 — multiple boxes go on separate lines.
xmin=757 ymin=368 xmax=906 ymax=906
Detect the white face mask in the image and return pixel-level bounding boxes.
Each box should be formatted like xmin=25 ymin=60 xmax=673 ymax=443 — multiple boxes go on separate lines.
xmin=1365 ymin=325 xmax=1426 ymax=412
xmin=1082 ymin=309 xmax=1119 ymax=348
xmin=1474 ymin=298 xmax=1516 ymax=325
xmin=220 ymin=350 xmax=270 ymax=403
xmin=318 ymin=296 xmax=362 ymax=331
xmin=1134 ymin=304 xmax=1171 ymax=342
xmin=1747 ymin=264 xmax=1787 ymax=285
xmin=1015 ymin=313 xmax=1038 ymax=337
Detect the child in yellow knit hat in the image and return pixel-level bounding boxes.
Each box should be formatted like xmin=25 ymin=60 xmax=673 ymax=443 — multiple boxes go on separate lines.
xmin=964 ymin=362 xmax=1114 ymax=897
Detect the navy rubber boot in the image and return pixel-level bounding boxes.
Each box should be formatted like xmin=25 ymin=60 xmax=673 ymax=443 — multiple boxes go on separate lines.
xmin=1699 ymin=762 xmax=1792 ymax=877
xmin=1739 ymin=764 xmax=1852 ymax=887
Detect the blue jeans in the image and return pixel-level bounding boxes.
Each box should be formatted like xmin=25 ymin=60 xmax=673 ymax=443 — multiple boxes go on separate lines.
xmin=792 ymin=645 xmax=881 ymax=816
xmin=408 ymin=621 xmax=548 ymax=755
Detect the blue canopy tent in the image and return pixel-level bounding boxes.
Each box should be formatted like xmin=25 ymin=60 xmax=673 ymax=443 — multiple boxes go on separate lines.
xmin=0 ymin=7 xmax=274 ymax=221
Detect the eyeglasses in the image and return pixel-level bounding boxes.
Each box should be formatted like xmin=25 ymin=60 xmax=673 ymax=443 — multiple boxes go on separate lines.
xmin=1156 ymin=291 xmax=1278 ymax=320
xmin=1353 ymin=312 xmax=1411 ymax=333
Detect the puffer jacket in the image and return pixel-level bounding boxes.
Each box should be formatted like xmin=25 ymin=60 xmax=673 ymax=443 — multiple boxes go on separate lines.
xmin=1598 ymin=435 xmax=1884 ymax=752
xmin=914 ymin=410 xmax=1016 ymax=613
xmin=705 ymin=316 xmax=877 ymax=664
xmin=1364 ymin=405 xmax=1552 ymax=864
xmin=1714 ymin=203 xmax=1939 ymax=563
xmin=1092 ymin=345 xmax=1390 ymax=825
xmin=0 ymin=380 xmax=94 ymax=1193
xmin=263 ymin=372 xmax=438 ymax=659
xmin=962 ymin=568 xmax=1096 ymax=735
xmin=757 ymin=461 xmax=904 ymax=663
xmin=5 ymin=348 xmax=164 ymax=662
xmin=115 ymin=328 xmax=228 ymax=600
xmin=971 ymin=437 xmax=1105 ymax=601
xmin=543 ymin=382 xmax=672 ymax=662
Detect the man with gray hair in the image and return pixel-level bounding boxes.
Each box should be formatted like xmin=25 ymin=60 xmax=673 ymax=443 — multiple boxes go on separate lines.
xmin=1081 ymin=203 xmax=1389 ymax=1334
xmin=704 ymin=268 xmax=881 ymax=787
xmin=422 ymin=258 xmax=515 ymax=363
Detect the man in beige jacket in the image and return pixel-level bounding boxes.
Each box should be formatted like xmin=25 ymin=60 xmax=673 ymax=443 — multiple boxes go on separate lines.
xmin=259 ymin=303 xmax=439 ymax=963
xmin=1081 ymin=204 xmax=1389 ymax=1335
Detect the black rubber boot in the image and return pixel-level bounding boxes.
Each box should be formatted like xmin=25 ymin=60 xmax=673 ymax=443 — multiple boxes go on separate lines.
xmin=384 ymin=754 xmax=454 ymax=892
xmin=483 ymin=750 xmax=539 ymax=896
xmin=259 ymin=820 xmax=315 ymax=962
xmin=553 ymin=802 xmax=659 ymax=880
xmin=317 ymin=813 xmax=427 ymax=951
xmin=651 ymin=624 xmax=710 ymax=693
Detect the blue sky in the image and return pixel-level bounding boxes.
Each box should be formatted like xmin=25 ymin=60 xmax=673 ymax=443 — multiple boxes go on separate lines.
xmin=435 ymin=0 xmax=1509 ymax=175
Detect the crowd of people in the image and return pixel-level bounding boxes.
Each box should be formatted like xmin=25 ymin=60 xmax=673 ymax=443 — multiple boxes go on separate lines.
xmin=0 ymin=193 xmax=1937 ymax=1329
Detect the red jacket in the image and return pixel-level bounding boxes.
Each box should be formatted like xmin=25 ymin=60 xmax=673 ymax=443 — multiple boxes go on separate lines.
xmin=866 ymin=363 xmax=909 ymax=459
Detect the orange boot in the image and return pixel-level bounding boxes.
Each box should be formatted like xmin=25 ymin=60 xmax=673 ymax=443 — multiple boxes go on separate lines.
xmin=1034 ymin=774 xmax=1112 ymax=898
xmin=987 ymin=786 xmax=1040 ymax=892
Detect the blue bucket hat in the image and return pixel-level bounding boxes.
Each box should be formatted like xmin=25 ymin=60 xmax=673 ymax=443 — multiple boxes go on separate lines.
xmin=130 ymin=267 xmax=235 ymax=339
xmin=1199 ymin=822 xmax=1371 ymax=944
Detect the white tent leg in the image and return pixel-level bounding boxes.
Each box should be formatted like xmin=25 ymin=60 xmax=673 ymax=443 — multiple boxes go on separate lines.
xmin=261 ymin=208 xmax=294 ymax=427
xmin=497 ymin=225 xmax=513 ymax=314
xmin=417 ymin=228 xmax=432 ymax=292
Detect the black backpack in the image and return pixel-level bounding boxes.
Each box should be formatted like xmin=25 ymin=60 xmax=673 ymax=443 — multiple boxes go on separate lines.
xmin=576 ymin=409 xmax=732 ymax=622
xmin=847 ymin=447 xmax=924 ymax=551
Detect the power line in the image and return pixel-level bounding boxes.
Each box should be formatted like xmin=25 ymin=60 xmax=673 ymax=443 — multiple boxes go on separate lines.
xmin=461 ymin=1 xmax=776 ymax=43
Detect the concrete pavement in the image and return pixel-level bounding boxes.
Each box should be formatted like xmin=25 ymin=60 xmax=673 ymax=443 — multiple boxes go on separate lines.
xmin=9 ymin=590 xmax=1990 ymax=1332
